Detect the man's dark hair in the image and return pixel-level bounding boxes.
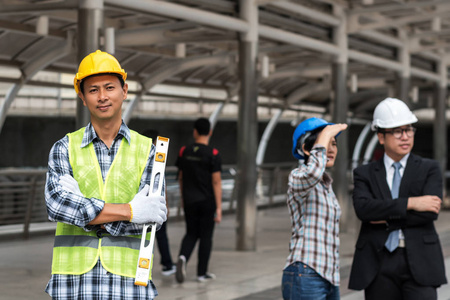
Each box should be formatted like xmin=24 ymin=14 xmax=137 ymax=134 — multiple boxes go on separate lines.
xmin=194 ymin=118 xmax=211 ymax=136
xmin=79 ymin=73 xmax=125 ymax=95
xmin=377 ymin=128 xmax=386 ymax=134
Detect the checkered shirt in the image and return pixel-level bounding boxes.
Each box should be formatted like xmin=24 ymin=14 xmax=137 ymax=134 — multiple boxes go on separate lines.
xmin=45 ymin=122 xmax=159 ymax=299
xmin=284 ymin=145 xmax=341 ymax=286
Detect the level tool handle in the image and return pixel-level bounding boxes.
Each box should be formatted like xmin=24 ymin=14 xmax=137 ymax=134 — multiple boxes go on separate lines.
xmin=134 ymin=136 xmax=170 ymax=286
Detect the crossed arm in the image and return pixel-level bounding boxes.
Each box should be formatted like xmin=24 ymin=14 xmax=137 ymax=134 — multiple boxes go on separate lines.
xmin=353 ymin=161 xmax=442 ymax=227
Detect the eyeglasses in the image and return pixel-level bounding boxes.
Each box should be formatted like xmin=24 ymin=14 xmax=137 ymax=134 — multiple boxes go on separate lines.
xmin=382 ymin=127 xmax=416 ymax=139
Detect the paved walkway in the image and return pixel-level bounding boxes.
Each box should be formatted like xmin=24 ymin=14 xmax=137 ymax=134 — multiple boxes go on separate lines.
xmin=2 ymin=205 xmax=450 ymax=299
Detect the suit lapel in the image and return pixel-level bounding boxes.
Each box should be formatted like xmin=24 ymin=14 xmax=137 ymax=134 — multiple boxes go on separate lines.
xmin=399 ymin=154 xmax=418 ymax=197
xmin=373 ymin=159 xmax=391 ymax=199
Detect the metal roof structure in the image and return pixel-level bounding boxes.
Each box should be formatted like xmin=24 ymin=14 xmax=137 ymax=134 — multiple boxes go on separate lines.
xmin=1 ymin=0 xmax=449 ymax=128
xmin=1 ymin=0 xmax=449 ymax=249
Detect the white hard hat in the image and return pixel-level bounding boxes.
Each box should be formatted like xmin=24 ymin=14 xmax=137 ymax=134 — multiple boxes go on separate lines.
xmin=371 ymin=97 xmax=418 ymax=131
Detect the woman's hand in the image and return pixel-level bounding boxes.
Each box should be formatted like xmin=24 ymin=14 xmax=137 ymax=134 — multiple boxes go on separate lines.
xmin=315 ymin=123 xmax=348 ymax=147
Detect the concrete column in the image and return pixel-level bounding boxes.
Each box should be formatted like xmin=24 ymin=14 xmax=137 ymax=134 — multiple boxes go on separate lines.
xmin=236 ymin=0 xmax=258 ymax=251
xmin=434 ymin=56 xmax=447 ymax=193
xmin=398 ymin=76 xmax=410 ymax=103
xmin=331 ymin=6 xmax=351 ymax=232
xmin=104 ymin=27 xmax=115 ymax=54
xmin=332 ymin=62 xmax=351 ymax=232
xmin=76 ymin=0 xmax=104 ymax=128
xmin=434 ymin=86 xmax=447 ymax=174
xmin=398 ymin=32 xmax=411 ymax=105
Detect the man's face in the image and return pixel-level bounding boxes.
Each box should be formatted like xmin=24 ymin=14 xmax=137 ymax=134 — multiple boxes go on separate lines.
xmin=78 ymin=74 xmax=128 ymax=123
xmin=377 ymin=125 xmax=415 ymax=161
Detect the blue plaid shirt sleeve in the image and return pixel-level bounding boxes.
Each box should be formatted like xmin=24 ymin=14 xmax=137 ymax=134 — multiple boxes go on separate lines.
xmin=45 ymin=136 xmax=105 ymax=230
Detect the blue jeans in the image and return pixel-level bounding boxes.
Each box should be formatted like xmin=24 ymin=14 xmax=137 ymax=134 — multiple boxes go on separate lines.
xmin=282 ymin=262 xmax=340 ymax=300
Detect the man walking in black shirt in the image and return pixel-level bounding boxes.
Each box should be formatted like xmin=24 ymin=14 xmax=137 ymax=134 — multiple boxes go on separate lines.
xmin=175 ymin=117 xmax=222 ymax=283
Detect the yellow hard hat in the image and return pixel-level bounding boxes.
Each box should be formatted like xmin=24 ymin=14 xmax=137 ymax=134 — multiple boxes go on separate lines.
xmin=74 ymin=50 xmax=127 ymax=94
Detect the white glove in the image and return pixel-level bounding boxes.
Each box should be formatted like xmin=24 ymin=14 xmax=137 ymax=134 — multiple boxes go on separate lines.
xmin=129 ymin=184 xmax=167 ymax=225
xmin=59 ymin=174 xmax=83 ymax=196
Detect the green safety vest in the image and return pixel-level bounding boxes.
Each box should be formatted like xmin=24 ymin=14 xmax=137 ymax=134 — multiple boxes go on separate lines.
xmin=51 ymin=127 xmax=152 ymax=279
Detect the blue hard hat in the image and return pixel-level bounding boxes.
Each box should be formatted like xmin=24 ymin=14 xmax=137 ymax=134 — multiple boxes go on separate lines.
xmin=292 ymin=117 xmax=335 ymax=160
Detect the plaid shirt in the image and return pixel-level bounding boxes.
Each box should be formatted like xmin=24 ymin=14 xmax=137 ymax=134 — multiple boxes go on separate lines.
xmin=45 ymin=122 xmax=159 ymax=299
xmin=285 ymin=145 xmax=341 ymax=286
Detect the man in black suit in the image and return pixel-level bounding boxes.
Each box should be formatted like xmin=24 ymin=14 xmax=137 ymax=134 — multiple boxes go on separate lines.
xmin=348 ymin=97 xmax=447 ymax=300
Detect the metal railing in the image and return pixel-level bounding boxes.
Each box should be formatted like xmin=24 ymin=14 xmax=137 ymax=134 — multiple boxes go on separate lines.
xmin=0 ymin=163 xmax=295 ymax=239
xmin=0 ymin=168 xmax=47 ymax=239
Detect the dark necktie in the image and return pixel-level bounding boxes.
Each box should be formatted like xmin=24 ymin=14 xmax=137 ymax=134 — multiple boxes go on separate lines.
xmin=385 ymin=161 xmax=402 ymax=252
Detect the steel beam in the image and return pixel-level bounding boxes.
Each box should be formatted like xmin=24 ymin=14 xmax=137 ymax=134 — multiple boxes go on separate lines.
xmin=0 ymin=37 xmax=73 ymax=134
xmin=105 ymin=0 xmax=248 ymax=33
xmin=256 ymin=109 xmax=282 ymax=166
xmin=123 ymin=55 xmax=231 ymax=124
xmin=209 ymin=88 xmax=237 ymax=130
xmin=286 ymin=81 xmax=329 ymax=106
xmin=102 ymin=0 xmax=446 ymax=86
xmin=352 ymin=123 xmax=372 ymax=170
xmin=355 ymin=30 xmax=404 ymax=48
xmin=269 ymin=2 xmax=340 ymax=27
xmin=259 ymin=25 xmax=341 ymax=56
xmin=348 ymin=49 xmax=403 ymax=72
xmin=363 ymin=134 xmax=379 ymax=165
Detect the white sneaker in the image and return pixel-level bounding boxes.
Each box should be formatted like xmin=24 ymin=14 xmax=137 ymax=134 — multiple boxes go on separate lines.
xmin=197 ymin=273 xmax=216 ymax=282
xmin=176 ymin=255 xmax=186 ymax=283
xmin=161 ymin=265 xmax=176 ymax=276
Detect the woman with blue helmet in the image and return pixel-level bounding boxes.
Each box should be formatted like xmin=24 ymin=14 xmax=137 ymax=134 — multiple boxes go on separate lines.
xmin=282 ymin=117 xmax=347 ymax=300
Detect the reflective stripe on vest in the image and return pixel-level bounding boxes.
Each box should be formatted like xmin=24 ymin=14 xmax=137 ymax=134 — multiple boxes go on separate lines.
xmin=54 ymin=235 xmax=142 ymax=250
xmin=51 ymin=127 xmax=152 ymax=279
xmin=54 ymin=235 xmax=99 ymax=248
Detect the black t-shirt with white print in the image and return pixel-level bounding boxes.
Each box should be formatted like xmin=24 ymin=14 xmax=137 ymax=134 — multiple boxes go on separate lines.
xmin=175 ymin=143 xmax=222 ymax=206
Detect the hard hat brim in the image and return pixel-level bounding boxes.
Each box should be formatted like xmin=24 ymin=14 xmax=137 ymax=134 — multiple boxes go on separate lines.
xmin=291 ymin=117 xmax=339 ymax=160
xmin=74 ymin=50 xmax=127 ymax=94
xmin=74 ymin=71 xmax=127 ymax=94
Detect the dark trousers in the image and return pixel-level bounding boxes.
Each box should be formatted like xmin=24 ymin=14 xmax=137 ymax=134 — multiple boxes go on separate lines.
xmin=156 ymin=221 xmax=173 ymax=268
xmin=179 ymin=200 xmax=216 ymax=276
xmin=365 ymin=248 xmax=437 ymax=300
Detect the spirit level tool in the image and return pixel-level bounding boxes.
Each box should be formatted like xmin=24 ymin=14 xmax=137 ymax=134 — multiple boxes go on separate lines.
xmin=134 ymin=136 xmax=170 ymax=286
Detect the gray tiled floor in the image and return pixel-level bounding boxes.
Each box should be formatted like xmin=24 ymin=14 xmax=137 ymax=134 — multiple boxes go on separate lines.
xmin=2 ymin=205 xmax=450 ymax=299
xmin=233 ymin=286 xmax=282 ymax=300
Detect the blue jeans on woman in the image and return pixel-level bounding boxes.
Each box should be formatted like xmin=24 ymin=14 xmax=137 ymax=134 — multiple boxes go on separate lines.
xmin=282 ymin=262 xmax=340 ymax=300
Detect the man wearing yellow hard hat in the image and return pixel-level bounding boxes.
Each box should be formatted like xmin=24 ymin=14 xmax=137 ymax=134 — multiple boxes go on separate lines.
xmin=44 ymin=50 xmax=167 ymax=299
